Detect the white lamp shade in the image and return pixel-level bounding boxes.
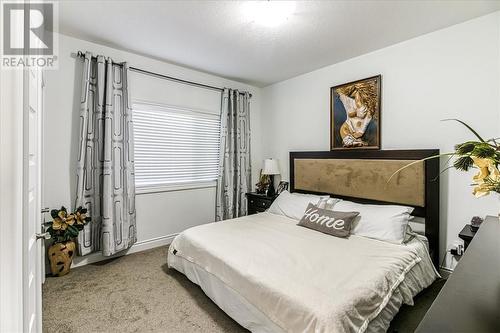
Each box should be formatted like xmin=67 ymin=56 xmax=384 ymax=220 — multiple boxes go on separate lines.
xmin=262 ymin=158 xmax=280 ymax=175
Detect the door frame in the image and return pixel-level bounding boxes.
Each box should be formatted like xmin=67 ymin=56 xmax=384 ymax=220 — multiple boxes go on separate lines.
xmin=0 ymin=3 xmax=45 ymax=331
xmin=0 ymin=67 xmax=25 ymax=332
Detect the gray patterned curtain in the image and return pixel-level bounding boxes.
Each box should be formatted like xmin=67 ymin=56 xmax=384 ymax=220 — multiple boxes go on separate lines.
xmin=75 ymin=52 xmax=137 ymax=256
xmin=215 ymin=89 xmax=251 ymax=221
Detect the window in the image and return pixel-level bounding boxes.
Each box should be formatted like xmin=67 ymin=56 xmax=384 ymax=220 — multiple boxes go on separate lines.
xmin=132 ymin=102 xmax=220 ymax=192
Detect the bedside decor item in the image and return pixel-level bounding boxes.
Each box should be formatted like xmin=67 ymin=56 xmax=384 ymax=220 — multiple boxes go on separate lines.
xmin=330 ymin=75 xmax=381 ymax=150
xmin=470 ymin=216 xmax=484 ymax=232
xmin=390 ymin=119 xmax=499 ymax=216
xmin=276 ymin=181 xmax=289 ymax=194
xmin=45 ymin=206 xmax=90 ymax=276
xmin=262 ymin=158 xmax=280 ymax=197
xmin=255 ymin=169 xmax=270 ymax=194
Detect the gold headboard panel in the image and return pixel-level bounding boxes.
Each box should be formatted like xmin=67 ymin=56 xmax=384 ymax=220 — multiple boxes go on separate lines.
xmin=294 ymin=158 xmax=425 ymax=207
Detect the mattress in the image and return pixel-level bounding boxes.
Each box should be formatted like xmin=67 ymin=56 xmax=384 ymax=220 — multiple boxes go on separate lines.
xmin=168 ymin=212 xmax=438 ymax=333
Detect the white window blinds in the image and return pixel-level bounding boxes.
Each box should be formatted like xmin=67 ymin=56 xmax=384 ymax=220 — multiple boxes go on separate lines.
xmin=132 ymin=103 xmax=221 ymax=190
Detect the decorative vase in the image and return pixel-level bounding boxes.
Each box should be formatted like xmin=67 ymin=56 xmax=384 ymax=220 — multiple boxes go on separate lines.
xmin=48 ymin=240 xmax=76 ymax=277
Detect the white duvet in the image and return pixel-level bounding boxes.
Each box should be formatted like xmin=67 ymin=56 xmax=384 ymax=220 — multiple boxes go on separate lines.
xmin=168 ymin=212 xmax=438 ymax=333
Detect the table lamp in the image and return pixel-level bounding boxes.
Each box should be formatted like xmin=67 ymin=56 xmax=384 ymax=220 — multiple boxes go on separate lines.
xmin=262 ymin=158 xmax=280 ymax=197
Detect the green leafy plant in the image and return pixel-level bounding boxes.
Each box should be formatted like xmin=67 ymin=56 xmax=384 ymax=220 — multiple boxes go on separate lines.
xmin=45 ymin=206 xmax=91 ymax=243
xmin=389 ymin=119 xmax=500 ymax=197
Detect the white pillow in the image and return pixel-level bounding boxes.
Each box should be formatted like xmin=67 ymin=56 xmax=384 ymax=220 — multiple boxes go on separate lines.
xmin=317 ymin=197 xmax=341 ymax=210
xmin=408 ymin=216 xmax=425 ymax=236
xmin=267 ymin=191 xmax=330 ymax=221
xmin=333 ymin=200 xmax=414 ymax=244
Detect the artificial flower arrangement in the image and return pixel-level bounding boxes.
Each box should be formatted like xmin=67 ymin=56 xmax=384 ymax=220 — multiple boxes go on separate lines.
xmin=46 ymin=206 xmax=90 ymax=242
xmin=45 ymin=206 xmax=91 ymax=276
xmin=391 ymin=119 xmax=500 ymax=202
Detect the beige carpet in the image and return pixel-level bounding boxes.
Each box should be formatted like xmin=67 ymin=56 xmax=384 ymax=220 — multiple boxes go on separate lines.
xmin=42 ymin=246 xmax=247 ymax=333
xmin=43 ymin=245 xmax=444 ymax=333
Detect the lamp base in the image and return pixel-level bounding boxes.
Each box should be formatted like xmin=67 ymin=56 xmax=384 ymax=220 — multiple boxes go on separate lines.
xmin=267 ymin=175 xmax=276 ymax=197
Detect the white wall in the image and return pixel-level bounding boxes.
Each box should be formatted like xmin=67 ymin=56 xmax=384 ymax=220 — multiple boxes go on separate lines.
xmin=260 ymin=12 xmax=500 ymax=270
xmin=43 ymin=33 xmax=262 ymax=264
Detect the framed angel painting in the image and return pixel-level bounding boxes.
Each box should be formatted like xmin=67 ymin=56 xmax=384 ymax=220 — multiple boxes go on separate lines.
xmin=330 ymin=75 xmax=381 ymax=150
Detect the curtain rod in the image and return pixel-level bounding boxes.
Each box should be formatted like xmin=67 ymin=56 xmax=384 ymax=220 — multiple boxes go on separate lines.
xmin=75 ymin=51 xmax=252 ymax=98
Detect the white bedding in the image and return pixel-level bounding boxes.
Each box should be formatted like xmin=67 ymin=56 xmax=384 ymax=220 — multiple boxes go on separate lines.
xmin=168 ymin=212 xmax=438 ymax=333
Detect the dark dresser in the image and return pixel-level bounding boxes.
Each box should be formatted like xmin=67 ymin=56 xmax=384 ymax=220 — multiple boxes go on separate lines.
xmin=416 ymin=215 xmax=500 ymax=332
xmin=245 ymin=192 xmax=277 ymax=215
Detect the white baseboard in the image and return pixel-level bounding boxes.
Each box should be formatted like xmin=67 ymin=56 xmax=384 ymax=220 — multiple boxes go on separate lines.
xmin=71 ymin=233 xmax=178 ymax=268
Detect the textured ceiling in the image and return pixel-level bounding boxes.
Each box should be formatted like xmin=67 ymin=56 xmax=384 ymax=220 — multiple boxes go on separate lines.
xmin=59 ymin=1 xmax=500 ymax=87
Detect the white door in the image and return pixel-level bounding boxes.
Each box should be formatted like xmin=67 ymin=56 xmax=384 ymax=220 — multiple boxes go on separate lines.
xmin=24 ymin=66 xmax=44 ymax=333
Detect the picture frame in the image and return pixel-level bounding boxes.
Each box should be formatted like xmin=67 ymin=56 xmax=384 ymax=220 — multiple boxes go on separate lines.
xmin=330 ymin=75 xmax=381 ymax=150
xmin=276 ymin=181 xmax=289 ymax=194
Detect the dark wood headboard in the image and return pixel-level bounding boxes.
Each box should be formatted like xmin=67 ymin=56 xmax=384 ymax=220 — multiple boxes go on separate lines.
xmin=290 ymin=149 xmax=440 ymax=268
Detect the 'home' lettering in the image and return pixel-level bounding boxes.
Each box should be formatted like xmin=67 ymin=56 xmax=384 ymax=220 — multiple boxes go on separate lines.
xmin=304 ymin=207 xmax=345 ymax=230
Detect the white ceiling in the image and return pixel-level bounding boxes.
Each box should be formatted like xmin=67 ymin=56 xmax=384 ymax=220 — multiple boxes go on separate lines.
xmin=59 ymin=0 xmax=500 ymax=87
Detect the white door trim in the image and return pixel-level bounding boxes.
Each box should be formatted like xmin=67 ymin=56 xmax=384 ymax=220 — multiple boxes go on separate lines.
xmin=0 ymin=68 xmax=25 ymax=332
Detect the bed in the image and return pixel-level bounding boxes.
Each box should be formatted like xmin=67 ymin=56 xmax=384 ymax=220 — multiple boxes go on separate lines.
xmin=168 ymin=150 xmax=440 ymax=333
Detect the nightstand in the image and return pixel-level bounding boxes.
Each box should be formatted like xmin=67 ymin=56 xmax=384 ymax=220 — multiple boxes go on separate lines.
xmin=246 ymin=192 xmax=277 ymax=215
xmin=458 ymin=224 xmax=477 ymax=251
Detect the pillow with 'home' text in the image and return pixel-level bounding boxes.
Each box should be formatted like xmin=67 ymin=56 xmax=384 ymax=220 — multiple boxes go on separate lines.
xmin=297 ymin=203 xmax=359 ymax=238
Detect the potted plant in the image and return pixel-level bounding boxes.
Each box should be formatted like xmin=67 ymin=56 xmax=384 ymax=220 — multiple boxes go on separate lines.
xmin=45 ymin=206 xmax=90 ymax=276
xmin=390 ymin=119 xmax=500 ymax=216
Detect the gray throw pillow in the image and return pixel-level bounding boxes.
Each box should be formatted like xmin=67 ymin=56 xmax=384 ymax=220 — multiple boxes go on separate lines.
xmin=297 ymin=203 xmax=359 ymax=238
